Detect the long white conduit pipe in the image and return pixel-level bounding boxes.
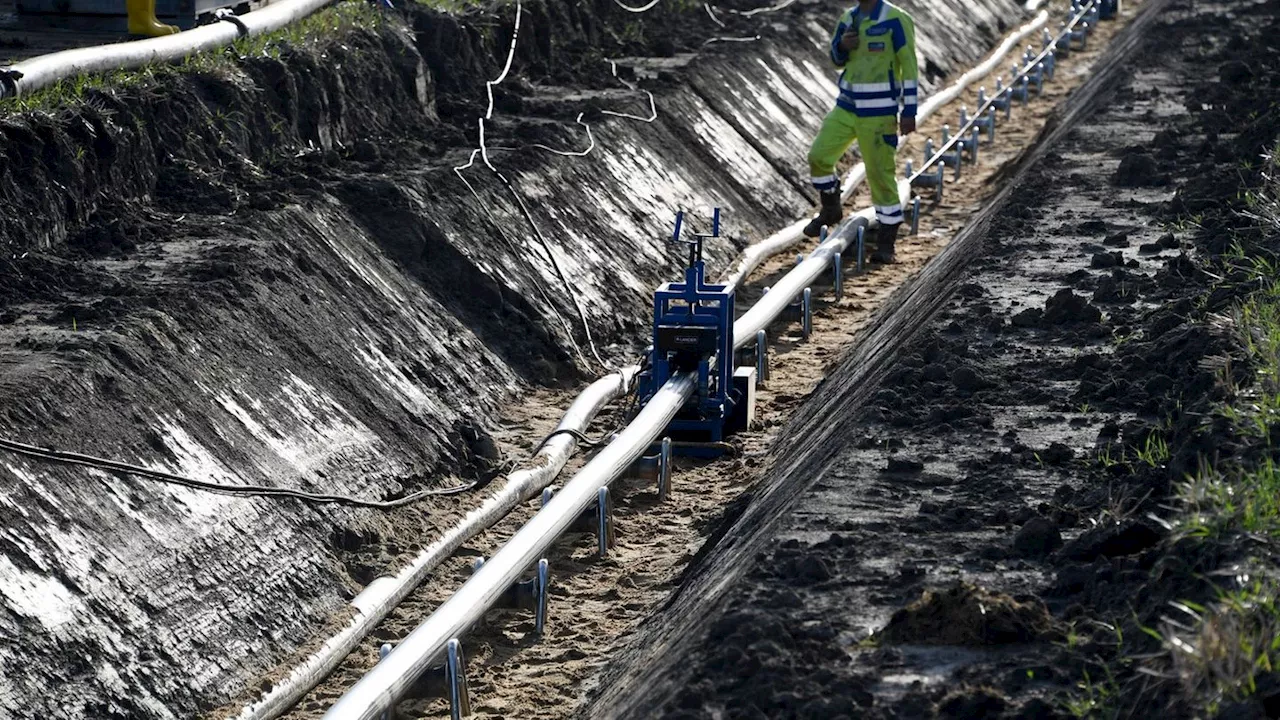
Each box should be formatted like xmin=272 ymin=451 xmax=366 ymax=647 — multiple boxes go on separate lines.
xmin=718 ymin=9 xmax=1049 ymax=290
xmin=235 ymin=367 xmax=638 ymax=720
xmin=0 ymin=0 xmax=337 ymax=98
xmin=239 ymin=11 xmax=1040 ymax=716
xmin=322 ymin=179 xmax=911 ymax=720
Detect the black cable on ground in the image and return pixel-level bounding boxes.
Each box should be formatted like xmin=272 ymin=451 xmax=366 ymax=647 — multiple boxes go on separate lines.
xmin=0 ymin=437 xmax=476 ymax=509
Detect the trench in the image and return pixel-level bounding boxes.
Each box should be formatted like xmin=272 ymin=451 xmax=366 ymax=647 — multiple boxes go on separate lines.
xmin=0 ymin=0 xmax=1032 ymax=718
xmin=586 ymin=0 xmax=1280 ymax=716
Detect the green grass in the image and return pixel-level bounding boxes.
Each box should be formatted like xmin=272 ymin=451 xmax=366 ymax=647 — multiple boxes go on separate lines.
xmin=1138 ymin=149 xmax=1280 ymax=716
xmin=1 ymin=0 xmax=385 ymax=114
xmin=1063 ymin=149 xmax=1280 ymax=718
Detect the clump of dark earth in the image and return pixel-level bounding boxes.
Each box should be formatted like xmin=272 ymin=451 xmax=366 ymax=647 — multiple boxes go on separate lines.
xmin=1103 ymin=231 xmax=1129 ymax=247
xmin=1113 ymin=149 xmax=1169 ymax=187
xmin=1043 ymin=288 xmax=1102 ymax=325
xmin=877 ymin=583 xmax=1059 ymax=646
xmin=1013 ymin=516 xmax=1062 ymax=558
xmin=1091 ymin=251 xmax=1123 ymax=268
xmin=937 ymin=687 xmax=1008 ymax=719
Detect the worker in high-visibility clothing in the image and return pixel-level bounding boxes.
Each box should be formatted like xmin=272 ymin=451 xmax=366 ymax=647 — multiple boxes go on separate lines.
xmin=803 ymin=0 xmax=918 ymax=263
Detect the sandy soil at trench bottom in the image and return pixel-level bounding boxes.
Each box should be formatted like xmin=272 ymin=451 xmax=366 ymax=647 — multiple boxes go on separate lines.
xmin=272 ymin=4 xmax=1142 ymax=719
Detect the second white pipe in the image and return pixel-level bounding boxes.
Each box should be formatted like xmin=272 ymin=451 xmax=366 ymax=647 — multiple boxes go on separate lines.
xmin=234 ymin=367 xmax=639 ymax=720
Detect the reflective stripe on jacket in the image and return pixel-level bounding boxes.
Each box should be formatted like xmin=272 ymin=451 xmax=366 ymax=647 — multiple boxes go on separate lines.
xmin=829 ymin=0 xmax=919 ymax=118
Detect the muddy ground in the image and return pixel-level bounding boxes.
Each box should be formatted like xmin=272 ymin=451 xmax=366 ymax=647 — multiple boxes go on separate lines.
xmin=0 ymin=0 xmax=1035 ymax=717
xmin=582 ymin=0 xmax=1280 ymax=717
xmin=279 ymin=4 xmax=1150 ymax=719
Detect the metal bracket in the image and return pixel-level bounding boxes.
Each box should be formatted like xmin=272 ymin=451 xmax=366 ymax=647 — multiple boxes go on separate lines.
xmin=754 ymin=330 xmax=769 ymax=386
xmin=832 ymin=252 xmax=844 ymax=302
xmin=596 ymin=486 xmax=615 ymax=557
xmin=1007 ymin=74 xmax=1030 ymax=105
xmin=956 ymin=126 xmax=980 ymax=165
xmin=1068 ymin=20 xmax=1090 ymax=51
xmin=906 ymin=159 xmax=945 ymax=203
xmin=983 ymin=83 xmax=1013 ymax=121
xmin=1041 ymin=47 xmax=1057 ymax=81
xmin=962 ymin=105 xmax=996 ymax=144
xmin=656 ymin=436 xmax=673 ymax=500
xmin=934 ymin=131 xmax=964 ymax=180
xmin=1047 ymin=26 xmax=1070 ymax=56
xmin=389 ymin=637 xmax=472 ymax=720
xmin=473 ymin=556 xmax=550 ymax=635
xmin=539 ymin=487 xmax=613 ymax=558
xmin=801 ymin=288 xmax=813 ymax=339
xmin=1021 ymin=55 xmax=1045 ymax=96
xmin=855 ymin=225 xmax=866 ymax=273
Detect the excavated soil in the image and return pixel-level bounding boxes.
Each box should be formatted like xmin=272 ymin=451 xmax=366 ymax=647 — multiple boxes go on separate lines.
xmin=274 ymin=3 xmax=1148 ymax=719
xmin=583 ymin=0 xmax=1280 ymax=717
xmin=0 ymin=0 xmax=1039 ymax=717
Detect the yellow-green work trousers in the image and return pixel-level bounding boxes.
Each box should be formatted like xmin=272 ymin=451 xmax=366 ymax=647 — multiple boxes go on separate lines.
xmin=807 ymin=107 xmax=904 ymax=226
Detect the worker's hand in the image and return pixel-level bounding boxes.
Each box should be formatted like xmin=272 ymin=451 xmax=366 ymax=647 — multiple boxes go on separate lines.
xmin=899 ymin=116 xmax=917 ymax=135
xmin=838 ymin=28 xmax=859 ymax=53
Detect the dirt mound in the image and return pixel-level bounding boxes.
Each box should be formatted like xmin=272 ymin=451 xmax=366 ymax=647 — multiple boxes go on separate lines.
xmin=878 ymin=583 xmax=1060 ymax=646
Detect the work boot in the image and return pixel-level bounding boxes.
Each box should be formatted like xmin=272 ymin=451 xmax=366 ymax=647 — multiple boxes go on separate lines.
xmin=802 ymin=191 xmax=843 ymax=238
xmin=871 ymin=222 xmax=900 ymax=264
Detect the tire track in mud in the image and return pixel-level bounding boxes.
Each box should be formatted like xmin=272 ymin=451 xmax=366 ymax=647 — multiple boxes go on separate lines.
xmin=591 ymin=0 xmax=1259 ymax=716
xmin=265 ymin=4 xmax=1144 ymax=719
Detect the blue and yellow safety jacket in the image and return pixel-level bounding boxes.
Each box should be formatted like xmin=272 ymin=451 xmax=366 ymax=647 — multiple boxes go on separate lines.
xmin=829 ymin=0 xmax=919 ymax=118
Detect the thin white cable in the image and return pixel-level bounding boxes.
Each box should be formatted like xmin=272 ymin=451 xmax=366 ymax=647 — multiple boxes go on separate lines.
xmin=613 ymin=0 xmax=661 ymax=12
xmin=703 ymin=35 xmax=761 ymax=46
xmin=480 ymin=120 xmax=607 ymax=369
xmin=603 ymin=59 xmax=659 ymax=122
xmin=489 ymin=113 xmax=597 ymax=157
xmin=704 ymin=3 xmax=726 ymax=27
xmin=733 ymin=0 xmax=796 ymax=17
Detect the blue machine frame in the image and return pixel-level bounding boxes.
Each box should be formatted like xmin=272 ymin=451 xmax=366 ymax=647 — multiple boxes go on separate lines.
xmin=638 ymin=208 xmax=738 ymax=457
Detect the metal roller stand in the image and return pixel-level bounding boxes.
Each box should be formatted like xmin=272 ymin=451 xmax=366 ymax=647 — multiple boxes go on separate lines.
xmin=937 ymin=129 xmax=964 ymax=179
xmin=1099 ymin=0 xmax=1119 ymax=20
xmin=595 ymin=486 xmax=615 ymax=557
xmin=1069 ymin=20 xmax=1089 ymax=50
xmin=801 ymin=288 xmax=812 ymax=339
xmin=984 ymin=83 xmax=1013 ymax=120
xmin=470 ymin=557 xmax=549 ymax=636
xmin=910 ymin=196 xmax=921 ymax=236
xmin=962 ymin=105 xmax=996 ymax=143
xmin=1047 ymin=26 xmax=1071 ymax=56
xmin=656 ymin=436 xmax=673 ymax=501
xmin=905 ymin=159 xmax=944 ymax=203
xmin=832 ymin=252 xmax=843 ymax=301
xmin=754 ymin=330 xmax=769 ymax=386
xmin=384 ymin=637 xmax=472 ymax=720
xmin=1022 ymin=54 xmax=1045 ymax=95
xmin=1008 ymin=74 xmax=1030 ymax=105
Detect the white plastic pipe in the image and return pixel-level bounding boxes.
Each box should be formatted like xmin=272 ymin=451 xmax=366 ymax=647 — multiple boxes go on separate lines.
xmin=323 ymin=372 xmax=698 ymax=720
xmin=718 ymin=10 xmax=1049 ymax=290
xmin=1 ymin=0 xmax=336 ymax=98
xmin=322 ymin=176 xmax=911 ymax=719
xmin=734 ymin=179 xmax=908 ymax=350
xmin=234 ymin=367 xmax=639 ymax=720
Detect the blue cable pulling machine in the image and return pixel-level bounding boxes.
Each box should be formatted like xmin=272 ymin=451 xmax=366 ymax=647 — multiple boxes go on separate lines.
xmin=636 ymin=209 xmax=755 ymax=458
